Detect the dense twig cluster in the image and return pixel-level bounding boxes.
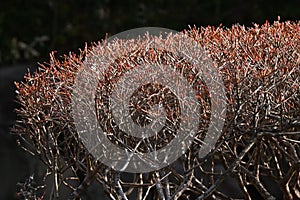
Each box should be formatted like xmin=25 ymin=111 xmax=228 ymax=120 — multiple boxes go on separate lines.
xmin=13 ymin=20 xmax=299 ymax=199
xmin=187 ymin=20 xmax=300 ymax=199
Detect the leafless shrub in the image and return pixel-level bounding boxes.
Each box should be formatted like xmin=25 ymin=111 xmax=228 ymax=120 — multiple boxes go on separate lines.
xmin=13 ymin=20 xmax=299 ymax=199
xmin=16 ymin=174 xmax=45 ymax=200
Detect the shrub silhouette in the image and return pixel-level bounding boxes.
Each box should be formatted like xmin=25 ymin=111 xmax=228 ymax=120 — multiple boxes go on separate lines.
xmin=14 ymin=20 xmax=299 ymax=199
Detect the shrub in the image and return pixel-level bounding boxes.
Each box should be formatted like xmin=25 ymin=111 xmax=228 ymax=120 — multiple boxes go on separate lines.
xmin=13 ymin=20 xmax=299 ymax=199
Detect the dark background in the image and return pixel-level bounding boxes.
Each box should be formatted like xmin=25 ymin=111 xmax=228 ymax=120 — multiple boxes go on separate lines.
xmin=0 ymin=0 xmax=299 ymax=199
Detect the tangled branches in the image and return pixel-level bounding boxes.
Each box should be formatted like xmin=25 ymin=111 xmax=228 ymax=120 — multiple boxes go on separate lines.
xmin=13 ymin=20 xmax=299 ymax=199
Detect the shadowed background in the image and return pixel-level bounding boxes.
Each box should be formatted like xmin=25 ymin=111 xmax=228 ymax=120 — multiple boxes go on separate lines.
xmin=0 ymin=0 xmax=299 ymax=199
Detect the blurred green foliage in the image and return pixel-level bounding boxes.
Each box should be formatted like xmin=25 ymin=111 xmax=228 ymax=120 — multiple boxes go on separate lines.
xmin=0 ymin=0 xmax=299 ymax=65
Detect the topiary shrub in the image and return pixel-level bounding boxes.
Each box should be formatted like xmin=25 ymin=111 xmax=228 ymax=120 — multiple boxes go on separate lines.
xmin=13 ymin=20 xmax=299 ymax=199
